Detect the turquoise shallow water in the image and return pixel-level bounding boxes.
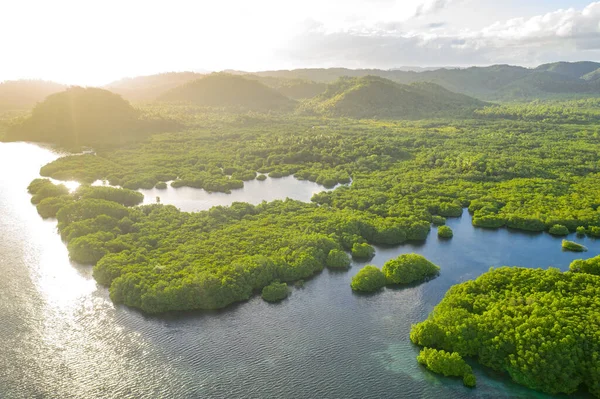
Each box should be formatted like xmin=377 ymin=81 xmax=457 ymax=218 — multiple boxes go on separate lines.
xmin=0 ymin=142 xmax=594 ymax=398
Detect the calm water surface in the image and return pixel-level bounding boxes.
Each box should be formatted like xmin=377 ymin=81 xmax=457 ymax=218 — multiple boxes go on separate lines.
xmin=1 ymin=142 xmax=595 ymax=399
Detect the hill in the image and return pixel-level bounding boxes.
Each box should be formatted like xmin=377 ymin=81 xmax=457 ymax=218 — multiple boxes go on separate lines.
xmin=105 ymin=72 xmax=204 ymax=102
xmin=157 ymin=73 xmax=295 ymax=111
xmin=245 ymin=76 xmax=326 ymax=99
xmin=0 ymin=80 xmax=67 ymax=112
xmin=535 ymin=61 xmax=600 ymax=79
xmin=253 ymin=62 xmax=600 ymax=101
xmin=5 ymin=87 xmax=173 ymax=147
xmin=300 ymin=76 xmax=486 ymax=119
xmin=493 ymin=71 xmax=598 ymax=100
xmin=582 ymin=68 xmax=600 ymax=82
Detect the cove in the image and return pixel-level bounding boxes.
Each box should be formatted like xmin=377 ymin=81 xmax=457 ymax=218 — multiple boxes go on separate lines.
xmin=0 ymin=142 xmax=593 ymax=398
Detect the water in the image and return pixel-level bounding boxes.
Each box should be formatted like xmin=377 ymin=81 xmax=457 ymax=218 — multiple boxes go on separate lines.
xmin=0 ymin=142 xmax=594 ymax=399
xmin=137 ymin=176 xmax=329 ymax=212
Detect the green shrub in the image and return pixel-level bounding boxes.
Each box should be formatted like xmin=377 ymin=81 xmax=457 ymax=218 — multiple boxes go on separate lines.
xmin=472 ymin=215 xmax=505 ymax=228
xmin=351 ymin=243 xmax=375 ymax=260
xmin=463 ymin=373 xmax=477 ymax=388
xmin=382 ymin=253 xmax=440 ymax=285
xmin=576 ymin=226 xmax=586 ymax=237
xmin=256 ymin=174 xmax=267 ymax=181
xmin=350 ymin=266 xmax=386 ymax=292
xmin=30 ymin=183 xmax=70 ymax=204
xmin=438 ymin=202 xmax=462 ymax=217
xmin=570 ymin=255 xmax=600 ymax=275
xmin=261 ymin=282 xmax=289 ymax=302
xmin=506 ymin=216 xmax=546 ymax=232
xmin=155 ymin=181 xmax=168 ymax=189
xmin=326 ymin=249 xmax=351 ymax=269
xmin=431 ymin=215 xmax=446 ymax=226
xmin=417 ymin=348 xmax=475 ymax=387
xmin=549 ymin=224 xmax=569 ymax=236
xmin=588 ymin=226 xmax=600 ymax=237
xmin=437 ymin=226 xmax=453 ymax=239
xmin=36 ymin=196 xmax=73 ymax=219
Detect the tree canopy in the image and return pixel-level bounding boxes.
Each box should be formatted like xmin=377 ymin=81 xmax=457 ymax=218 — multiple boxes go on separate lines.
xmin=410 ymin=266 xmax=600 ymax=397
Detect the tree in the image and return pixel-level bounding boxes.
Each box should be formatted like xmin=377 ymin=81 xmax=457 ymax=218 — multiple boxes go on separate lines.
xmin=350 ymin=266 xmax=386 ymax=292
xmin=438 ymin=226 xmax=453 ymax=238
xmin=382 ymin=254 xmax=440 ymax=285
xmin=417 ymin=348 xmax=476 ymax=387
xmin=261 ymin=282 xmax=289 ymax=302
xmin=351 ymin=243 xmax=375 ymax=260
xmin=326 ymin=249 xmax=351 ymax=269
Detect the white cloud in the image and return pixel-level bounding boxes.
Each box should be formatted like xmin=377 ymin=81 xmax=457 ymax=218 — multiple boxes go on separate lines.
xmin=279 ymin=2 xmax=600 ymax=67
xmin=414 ymin=0 xmax=456 ymax=17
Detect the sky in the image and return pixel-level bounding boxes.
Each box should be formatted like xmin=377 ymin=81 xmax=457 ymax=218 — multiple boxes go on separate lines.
xmin=1 ymin=0 xmax=599 ymax=85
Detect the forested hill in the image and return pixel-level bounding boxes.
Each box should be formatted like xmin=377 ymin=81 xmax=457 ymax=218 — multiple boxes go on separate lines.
xmin=301 ymin=76 xmax=486 ymax=119
xmin=105 ymin=72 xmax=205 ymax=103
xmin=244 ymin=75 xmax=327 ymax=100
xmin=157 ymin=73 xmax=296 ymax=111
xmin=0 ymin=80 xmax=66 ymax=112
xmin=5 ymin=87 xmax=175 ymax=147
xmin=252 ymin=61 xmax=600 ymax=101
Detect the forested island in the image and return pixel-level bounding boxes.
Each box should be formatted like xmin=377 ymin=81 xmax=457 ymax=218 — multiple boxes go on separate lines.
xmin=4 ymin=62 xmax=600 ymax=397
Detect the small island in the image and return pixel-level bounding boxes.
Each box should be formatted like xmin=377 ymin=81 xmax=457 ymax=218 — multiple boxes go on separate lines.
xmin=437 ymin=225 xmax=453 ymax=239
xmin=382 ymin=253 xmax=440 ymax=285
xmin=562 ymin=239 xmax=586 ymax=252
xmin=351 ymin=254 xmax=440 ymax=293
xmin=350 ymin=266 xmax=386 ymax=292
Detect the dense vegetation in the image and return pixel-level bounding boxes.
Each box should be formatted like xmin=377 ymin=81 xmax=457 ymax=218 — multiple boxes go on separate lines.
xmin=350 ymin=266 xmax=386 ymax=292
xmin=475 ymin=98 xmax=600 ymax=124
xmin=410 ymin=266 xmax=600 ymax=396
xmin=7 ymin=69 xmax=600 ymax=396
xmin=417 ymin=348 xmax=476 ymax=387
xmin=157 ymin=73 xmax=295 ymax=111
xmin=300 ymin=76 xmax=485 ymax=119
xmin=8 ymin=64 xmax=600 ymax=397
xmin=5 ymin=87 xmax=176 ymax=147
xmin=30 ymin=174 xmax=443 ymax=312
xmin=11 ymin=95 xmax=600 ymax=318
xmin=569 ymin=254 xmax=600 ymax=275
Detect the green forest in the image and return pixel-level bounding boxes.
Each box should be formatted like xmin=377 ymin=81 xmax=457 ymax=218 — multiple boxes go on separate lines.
xmin=410 ymin=266 xmax=600 ymax=397
xmin=4 ymin=63 xmax=600 ymax=397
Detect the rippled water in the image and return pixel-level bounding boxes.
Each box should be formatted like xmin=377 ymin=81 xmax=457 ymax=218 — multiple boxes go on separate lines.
xmin=1 ymin=142 xmax=593 ymax=398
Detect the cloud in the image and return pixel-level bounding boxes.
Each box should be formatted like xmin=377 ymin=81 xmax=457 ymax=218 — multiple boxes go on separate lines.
xmin=414 ymin=0 xmax=455 ymax=17
xmin=278 ymin=2 xmax=600 ymax=67
xmin=427 ymin=22 xmax=447 ymax=29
